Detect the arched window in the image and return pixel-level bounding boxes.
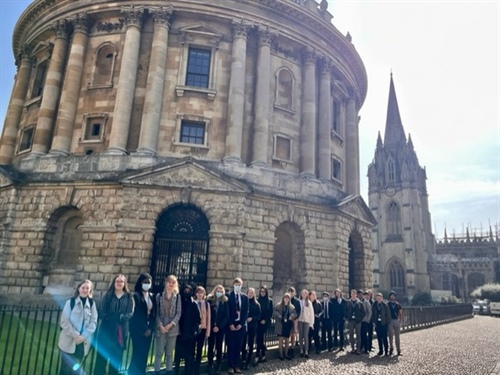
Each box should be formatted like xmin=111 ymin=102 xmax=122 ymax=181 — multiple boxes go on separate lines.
xmin=274 ymin=68 xmax=295 ymax=111
xmin=388 ymin=259 xmax=405 ymax=293
xmin=92 ymin=44 xmax=116 ymax=86
xmin=387 ymin=201 xmax=402 ymax=237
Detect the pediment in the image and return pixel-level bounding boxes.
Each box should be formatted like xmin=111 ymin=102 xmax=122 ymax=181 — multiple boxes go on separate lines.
xmin=179 ymin=23 xmax=224 ymax=38
xmin=337 ymin=194 xmax=377 ymax=225
xmin=121 ymin=159 xmax=250 ymax=193
xmin=0 ymin=168 xmax=14 ymax=188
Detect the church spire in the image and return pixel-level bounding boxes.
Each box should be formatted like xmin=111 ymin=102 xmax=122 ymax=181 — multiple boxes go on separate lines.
xmin=384 ymin=73 xmax=407 ymax=147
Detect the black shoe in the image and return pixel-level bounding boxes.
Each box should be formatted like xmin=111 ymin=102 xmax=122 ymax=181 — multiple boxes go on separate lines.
xmin=316 ymin=350 xmax=321 ymax=355
xmin=397 ymin=352 xmax=402 ymax=356
xmin=389 ymin=348 xmax=394 ymax=355
xmin=377 ymin=351 xmax=383 ymax=356
xmin=260 ymin=356 xmax=266 ymax=363
xmin=300 ymin=353 xmax=304 ymax=358
xmin=339 ymin=348 xmax=345 ymax=352
xmin=304 ymin=353 xmax=309 ymax=359
xmin=385 ymin=352 xmax=390 ymax=357
xmin=328 ymin=347 xmax=334 ymax=352
xmin=286 ymin=356 xmax=292 ymax=360
xmin=279 ymin=356 xmax=284 ymax=360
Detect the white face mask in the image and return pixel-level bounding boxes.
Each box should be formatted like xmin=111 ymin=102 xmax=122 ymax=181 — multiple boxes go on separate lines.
xmin=142 ymin=283 xmax=151 ymax=292
xmin=215 ymin=291 xmax=223 ymax=298
xmin=323 ymin=297 xmax=329 ymax=302
xmin=234 ymin=285 xmax=242 ymax=293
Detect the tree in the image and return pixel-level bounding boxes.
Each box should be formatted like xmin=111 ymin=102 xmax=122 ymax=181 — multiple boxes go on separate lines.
xmin=411 ymin=291 xmax=432 ymax=306
xmin=471 ymin=283 xmax=500 ymax=302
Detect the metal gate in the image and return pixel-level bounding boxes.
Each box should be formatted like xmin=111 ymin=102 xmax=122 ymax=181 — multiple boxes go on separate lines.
xmin=151 ymin=204 xmax=210 ymax=293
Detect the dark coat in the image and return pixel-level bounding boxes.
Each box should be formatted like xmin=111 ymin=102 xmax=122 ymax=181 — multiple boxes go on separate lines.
xmin=331 ymin=297 xmax=348 ymax=321
xmin=345 ymin=298 xmax=365 ymax=323
xmin=98 ymin=292 xmax=134 ymax=350
xmin=372 ymin=301 xmax=391 ymax=326
xmin=311 ymin=300 xmax=324 ymax=325
xmin=247 ymin=298 xmax=261 ymax=330
xmin=130 ymin=291 xmax=156 ymax=337
xmin=257 ymin=296 xmax=273 ymax=331
xmin=227 ymin=291 xmax=249 ymax=327
xmin=178 ymin=297 xmax=201 ymax=340
xmin=207 ymin=294 xmax=229 ymax=331
xmin=291 ymin=296 xmax=301 ymax=320
xmin=273 ymin=303 xmax=296 ymax=336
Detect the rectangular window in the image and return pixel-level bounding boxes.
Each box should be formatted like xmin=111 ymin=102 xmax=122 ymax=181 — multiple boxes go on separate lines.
xmin=31 ymin=61 xmax=48 ymax=99
xmin=185 ymin=48 xmax=211 ymax=88
xmin=180 ymin=121 xmax=205 ymax=145
xmin=83 ymin=117 xmax=105 ymax=141
xmin=273 ymin=135 xmax=292 ymax=162
xmin=332 ymin=101 xmax=339 ymax=133
xmin=19 ymin=127 xmax=34 ymax=152
xmin=332 ymin=159 xmax=342 ymax=181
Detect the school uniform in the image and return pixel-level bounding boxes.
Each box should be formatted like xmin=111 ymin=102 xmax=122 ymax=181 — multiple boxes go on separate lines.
xmin=207 ymin=294 xmax=229 ymax=372
xmin=345 ymin=298 xmax=365 ymax=353
xmin=226 ymin=291 xmax=249 ymax=370
xmin=320 ymin=298 xmax=333 ymax=350
xmin=309 ymin=300 xmax=323 ymax=354
xmin=372 ymin=300 xmax=390 ymax=355
xmin=194 ymin=299 xmax=211 ymax=375
xmin=241 ymin=298 xmax=261 ymax=367
xmin=388 ymin=300 xmax=403 ymax=355
xmin=331 ymin=297 xmax=347 ymax=348
xmin=256 ymin=295 xmax=273 ymax=361
xmin=359 ymin=297 xmax=372 ymax=353
xmin=129 ymin=290 xmax=156 ymax=375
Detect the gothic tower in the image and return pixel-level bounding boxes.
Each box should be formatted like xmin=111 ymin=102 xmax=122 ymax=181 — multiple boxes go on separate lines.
xmin=368 ymin=74 xmax=434 ymax=299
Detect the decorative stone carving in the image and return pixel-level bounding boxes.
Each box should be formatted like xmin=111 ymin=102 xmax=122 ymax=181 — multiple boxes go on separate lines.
xmin=15 ymin=44 xmax=32 ymax=67
xmin=121 ymin=6 xmax=145 ymax=28
xmin=96 ymin=20 xmax=124 ymax=32
xmin=302 ymin=47 xmax=317 ymax=65
xmin=51 ymin=19 xmax=69 ymax=39
xmin=150 ymin=7 xmax=174 ymax=28
xmin=72 ymin=13 xmax=92 ymax=34
xmin=231 ymin=19 xmax=250 ymax=39
xmin=257 ymin=25 xmax=276 ymax=46
xmin=320 ymin=56 xmax=333 ymax=76
xmin=273 ymin=43 xmax=300 ymax=62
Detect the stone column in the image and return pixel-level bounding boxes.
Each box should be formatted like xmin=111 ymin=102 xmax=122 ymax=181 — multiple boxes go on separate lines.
xmin=345 ymin=96 xmax=360 ymax=195
xmin=107 ymin=6 xmax=144 ymax=154
xmin=30 ymin=20 xmax=69 ymax=156
xmin=136 ymin=8 xmax=172 ymax=155
xmin=299 ymin=48 xmax=317 ymax=177
xmin=223 ymin=20 xmax=249 ymax=164
xmin=50 ymin=14 xmax=91 ymax=155
xmin=251 ymin=27 xmax=273 ymax=167
xmin=0 ymin=46 xmax=32 ymax=164
xmin=317 ymin=58 xmax=332 ymax=180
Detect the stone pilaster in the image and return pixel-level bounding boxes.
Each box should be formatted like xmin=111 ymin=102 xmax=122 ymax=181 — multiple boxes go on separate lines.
xmin=345 ymin=97 xmax=359 ymax=195
xmin=30 ymin=20 xmax=69 ymax=156
xmin=223 ymin=19 xmax=250 ymax=164
xmin=50 ymin=14 xmax=91 ymax=155
xmin=317 ymin=58 xmax=332 ymax=180
xmin=251 ymin=26 xmax=274 ymax=167
xmin=107 ymin=6 xmax=144 ymax=154
xmin=299 ymin=48 xmax=317 ymax=177
xmin=0 ymin=46 xmax=32 ymax=164
xmin=136 ymin=8 xmax=173 ymax=155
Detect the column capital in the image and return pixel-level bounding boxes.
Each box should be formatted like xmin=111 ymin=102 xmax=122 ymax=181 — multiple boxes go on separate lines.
xmin=257 ymin=25 xmax=277 ymax=46
xmin=72 ymin=13 xmax=93 ymax=34
xmin=231 ymin=19 xmax=251 ymax=40
xmin=15 ymin=44 xmax=32 ymax=67
xmin=51 ymin=19 xmax=70 ymax=39
xmin=150 ymin=7 xmax=173 ymax=28
xmin=302 ymin=47 xmax=317 ymax=65
xmin=319 ymin=56 xmax=333 ymax=76
xmin=121 ymin=6 xmax=145 ymax=28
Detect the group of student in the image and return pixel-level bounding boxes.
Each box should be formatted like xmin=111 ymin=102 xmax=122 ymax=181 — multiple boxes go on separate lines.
xmin=57 ymin=273 xmax=403 ymax=375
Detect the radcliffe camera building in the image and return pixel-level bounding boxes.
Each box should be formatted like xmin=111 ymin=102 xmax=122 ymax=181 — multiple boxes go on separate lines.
xmin=0 ymin=0 xmax=376 ymax=299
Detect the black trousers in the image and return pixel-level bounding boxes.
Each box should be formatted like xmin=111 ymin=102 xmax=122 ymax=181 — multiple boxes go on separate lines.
xmin=360 ymin=322 xmax=371 ymax=351
xmin=94 ymin=333 xmax=123 ymax=375
xmin=207 ymin=329 xmax=225 ymax=367
xmin=255 ymin=323 xmax=268 ymax=358
xmin=320 ymin=319 xmax=333 ymax=350
xmin=194 ymin=329 xmax=207 ymax=374
xmin=332 ymin=319 xmax=345 ymax=347
xmin=59 ymin=345 xmax=85 ymax=375
xmin=129 ymin=332 xmax=152 ymax=375
xmin=241 ymin=324 xmax=257 ymax=363
xmin=174 ymin=337 xmax=195 ymax=375
xmin=368 ymin=322 xmax=374 ymax=350
xmin=308 ymin=319 xmax=321 ymax=352
xmin=226 ymin=327 xmax=246 ymax=368
xmin=375 ymin=323 xmax=389 ymax=354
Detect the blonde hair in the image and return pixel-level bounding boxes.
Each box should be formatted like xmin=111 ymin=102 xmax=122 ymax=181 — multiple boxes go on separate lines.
xmin=165 ymin=275 xmax=179 ymax=294
xmin=210 ymin=284 xmax=226 ymax=300
xmin=300 ymin=289 xmax=310 ymax=307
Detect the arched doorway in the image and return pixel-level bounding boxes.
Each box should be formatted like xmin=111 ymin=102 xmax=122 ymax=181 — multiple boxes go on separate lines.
xmin=151 ymin=204 xmax=210 ymax=293
xmin=348 ymin=230 xmax=365 ymax=291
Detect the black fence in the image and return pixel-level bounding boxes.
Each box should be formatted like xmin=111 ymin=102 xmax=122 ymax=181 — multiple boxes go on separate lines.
xmin=0 ymin=303 xmax=472 ymax=374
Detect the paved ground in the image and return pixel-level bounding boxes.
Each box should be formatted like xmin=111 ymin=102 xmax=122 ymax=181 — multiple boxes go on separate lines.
xmin=243 ymin=316 xmax=500 ymax=375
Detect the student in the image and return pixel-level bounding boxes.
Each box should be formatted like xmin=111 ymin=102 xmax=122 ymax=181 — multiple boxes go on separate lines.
xmin=308 ymin=291 xmax=323 ymax=355
xmin=241 ymin=287 xmax=261 ymax=370
xmin=345 ymin=289 xmax=365 ymax=354
xmin=193 ymin=286 xmax=211 ymax=375
xmin=366 ymin=290 xmax=375 ymax=351
xmin=372 ymin=292 xmax=390 ymax=356
xmin=320 ymin=291 xmax=333 ymax=351
xmin=297 ymin=289 xmax=315 ymax=358
xmin=58 ymin=280 xmax=98 ymax=375
xmin=331 ymin=289 xmax=347 ymax=351
xmin=358 ymin=289 xmax=372 ymax=354
xmin=129 ymin=273 xmax=156 ymax=375
xmin=174 ymin=284 xmax=201 ymax=375
xmin=94 ymin=274 xmax=134 ymax=375
xmin=388 ymin=291 xmax=403 ymax=356
xmin=273 ymin=293 xmax=297 ymax=360
xmin=255 ymin=286 xmax=273 ymax=364
xmin=207 ymin=285 xmax=229 ymax=375
xmin=226 ymin=277 xmax=249 ymax=374
xmin=154 ymin=275 xmax=182 ymax=375
xmin=287 ymin=287 xmax=301 ymax=358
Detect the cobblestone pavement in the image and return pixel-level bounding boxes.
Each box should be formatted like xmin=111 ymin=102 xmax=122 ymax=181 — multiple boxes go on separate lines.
xmin=245 ymin=316 xmax=500 ymax=375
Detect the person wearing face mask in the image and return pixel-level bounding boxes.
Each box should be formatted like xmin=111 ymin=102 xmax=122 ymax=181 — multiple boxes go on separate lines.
xmin=308 ymin=291 xmax=323 ymax=355
xmin=255 ymin=286 xmax=273 ymax=364
xmin=207 ymin=285 xmax=229 ymax=375
xmin=174 ymin=284 xmax=201 ymax=375
xmin=226 ymin=277 xmax=249 ymax=374
xmin=129 ymin=273 xmax=156 ymax=375
xmin=241 ymin=287 xmax=261 ymax=369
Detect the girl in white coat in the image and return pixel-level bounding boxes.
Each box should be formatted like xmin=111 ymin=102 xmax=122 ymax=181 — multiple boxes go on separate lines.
xmin=297 ymin=289 xmax=315 ymax=358
xmin=58 ymin=280 xmax=98 ymax=375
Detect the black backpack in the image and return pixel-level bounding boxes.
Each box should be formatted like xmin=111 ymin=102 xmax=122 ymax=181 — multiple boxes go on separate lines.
xmin=70 ymin=297 xmax=94 ymax=311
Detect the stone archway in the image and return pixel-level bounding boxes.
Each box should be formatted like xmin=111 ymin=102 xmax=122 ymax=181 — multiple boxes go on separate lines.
xmin=348 ymin=229 xmax=366 ymax=291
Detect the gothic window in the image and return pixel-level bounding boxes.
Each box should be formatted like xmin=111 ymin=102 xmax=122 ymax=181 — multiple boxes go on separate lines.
xmin=18 ymin=126 xmax=35 ymax=153
xmin=272 ymin=134 xmax=292 ymax=162
xmin=388 ymin=259 xmax=405 ymax=292
xmin=92 ymin=44 xmax=116 ymax=86
xmin=274 ymin=68 xmax=295 ymax=111
xmin=185 ymin=48 xmax=211 ymax=88
xmin=387 ymin=201 xmax=402 ymax=237
xmin=387 ymin=159 xmax=396 ymax=182
xmin=31 ymin=60 xmax=48 ymax=98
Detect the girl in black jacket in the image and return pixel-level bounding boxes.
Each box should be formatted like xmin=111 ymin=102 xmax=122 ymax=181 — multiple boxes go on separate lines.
xmin=256 ymin=285 xmax=273 ymax=363
xmin=308 ymin=291 xmax=323 ymax=354
xmin=241 ymin=288 xmax=261 ymax=369
xmin=207 ymin=285 xmax=229 ymax=375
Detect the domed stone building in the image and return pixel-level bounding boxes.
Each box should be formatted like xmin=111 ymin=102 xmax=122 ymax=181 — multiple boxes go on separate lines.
xmin=0 ymin=0 xmax=375 ymax=298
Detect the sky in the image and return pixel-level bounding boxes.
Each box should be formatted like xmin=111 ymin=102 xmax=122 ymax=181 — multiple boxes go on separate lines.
xmin=0 ymin=0 xmax=499 ymax=238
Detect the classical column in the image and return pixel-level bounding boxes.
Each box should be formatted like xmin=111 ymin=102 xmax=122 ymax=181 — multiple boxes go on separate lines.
xmin=136 ymin=8 xmax=172 ymax=155
xmin=0 ymin=46 xmax=32 ymax=164
xmin=299 ymin=48 xmax=317 ymax=177
xmin=107 ymin=6 xmax=144 ymax=154
xmin=50 ymin=14 xmax=91 ymax=155
xmin=317 ymin=58 xmax=332 ymax=180
xmin=223 ymin=19 xmax=249 ymax=163
xmin=251 ymin=27 xmax=273 ymax=167
xmin=345 ymin=96 xmax=360 ymax=195
xmin=31 ymin=20 xmax=69 ymax=156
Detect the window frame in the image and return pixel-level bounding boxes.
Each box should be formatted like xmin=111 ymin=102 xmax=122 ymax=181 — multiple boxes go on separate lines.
xmin=80 ymin=113 xmax=108 ymax=143
xmin=331 ymin=157 xmax=343 ymax=183
xmin=88 ymin=42 xmax=117 ymax=89
xmin=274 ymin=67 xmax=296 ymax=114
xmin=174 ymin=114 xmax=211 ymax=149
xmin=185 ymin=47 xmax=212 ymax=89
xmin=17 ymin=125 xmax=36 ymax=154
xmin=272 ymin=133 xmax=293 ymax=163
